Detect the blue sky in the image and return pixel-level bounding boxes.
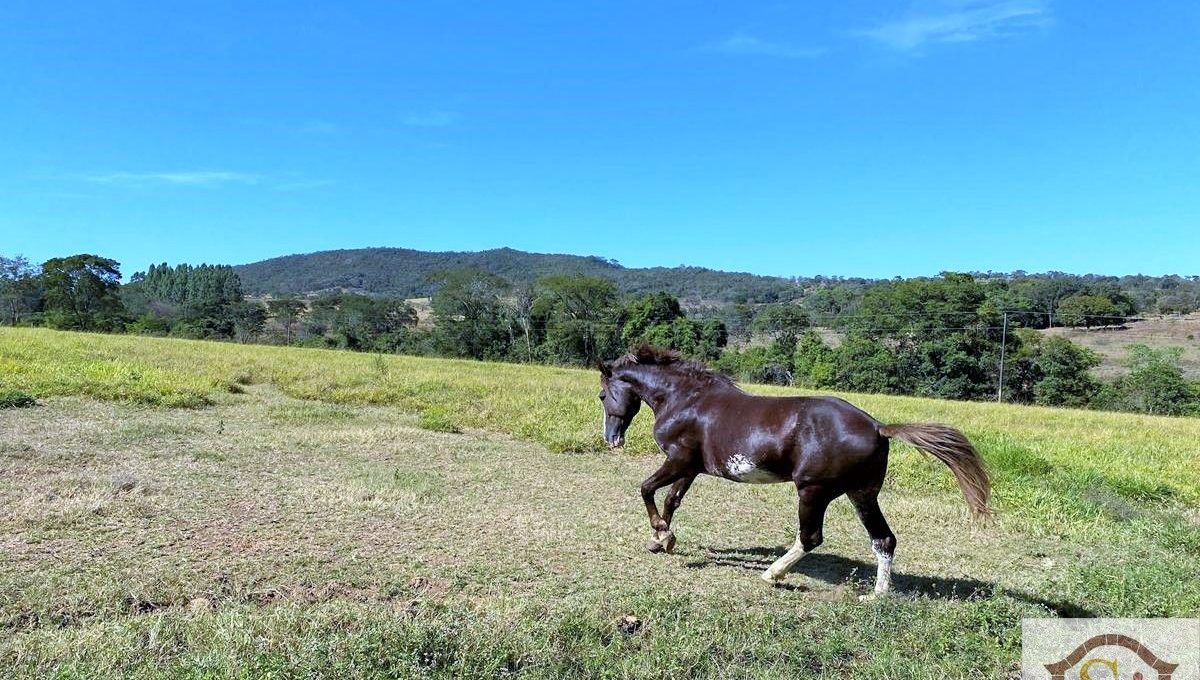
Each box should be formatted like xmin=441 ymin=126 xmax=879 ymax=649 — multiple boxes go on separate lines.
xmin=2 ymin=1 xmax=1198 ymax=279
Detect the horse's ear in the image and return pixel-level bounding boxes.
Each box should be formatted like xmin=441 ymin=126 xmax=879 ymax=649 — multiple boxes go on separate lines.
xmin=598 ymin=360 xmax=612 ymax=377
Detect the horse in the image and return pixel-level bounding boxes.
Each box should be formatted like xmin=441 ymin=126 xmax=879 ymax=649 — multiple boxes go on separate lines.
xmin=598 ymin=344 xmax=991 ymax=598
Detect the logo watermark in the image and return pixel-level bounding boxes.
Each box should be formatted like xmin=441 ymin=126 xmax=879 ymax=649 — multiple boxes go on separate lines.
xmin=1023 ymin=619 xmax=1199 ymax=679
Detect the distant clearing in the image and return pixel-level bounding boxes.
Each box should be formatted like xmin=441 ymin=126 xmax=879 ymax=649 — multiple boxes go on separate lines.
xmin=1044 ymin=313 xmax=1200 ymax=378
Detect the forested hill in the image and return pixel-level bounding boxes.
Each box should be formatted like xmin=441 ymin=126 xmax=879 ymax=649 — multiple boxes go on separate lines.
xmin=233 ymin=247 xmax=814 ymax=303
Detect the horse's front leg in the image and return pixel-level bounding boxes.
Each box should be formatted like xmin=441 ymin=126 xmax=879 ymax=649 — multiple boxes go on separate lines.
xmin=661 ymin=474 xmax=696 ymax=528
xmin=639 ymin=458 xmax=693 ymax=553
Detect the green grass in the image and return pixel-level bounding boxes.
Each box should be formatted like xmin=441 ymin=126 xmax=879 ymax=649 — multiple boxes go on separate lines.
xmin=0 ymin=388 xmax=37 ymax=409
xmin=1 ymin=327 xmax=1198 ymax=678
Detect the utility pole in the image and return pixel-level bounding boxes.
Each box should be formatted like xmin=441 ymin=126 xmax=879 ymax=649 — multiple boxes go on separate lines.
xmin=997 ymin=311 xmax=1008 ymax=402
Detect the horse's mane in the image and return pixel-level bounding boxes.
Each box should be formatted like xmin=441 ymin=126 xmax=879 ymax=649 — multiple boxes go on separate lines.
xmin=612 ymin=343 xmax=737 ymax=388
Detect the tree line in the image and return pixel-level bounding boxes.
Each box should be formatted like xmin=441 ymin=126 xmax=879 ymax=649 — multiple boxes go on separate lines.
xmin=3 ymin=252 xmax=1197 ymax=416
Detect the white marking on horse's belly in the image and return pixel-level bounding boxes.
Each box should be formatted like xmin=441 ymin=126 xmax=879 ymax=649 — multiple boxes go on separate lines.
xmin=724 ymin=453 xmax=785 ymax=483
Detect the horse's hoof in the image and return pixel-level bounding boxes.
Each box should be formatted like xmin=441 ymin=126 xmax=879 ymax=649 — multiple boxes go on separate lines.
xmin=858 ymin=592 xmax=887 ymax=602
xmin=646 ymin=539 xmax=665 ymax=553
xmin=761 ymin=570 xmax=785 ymax=585
xmin=656 ymin=530 xmax=676 ymax=554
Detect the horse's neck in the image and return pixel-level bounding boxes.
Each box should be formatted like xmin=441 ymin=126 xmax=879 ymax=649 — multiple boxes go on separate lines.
xmin=627 ymin=366 xmax=703 ymax=417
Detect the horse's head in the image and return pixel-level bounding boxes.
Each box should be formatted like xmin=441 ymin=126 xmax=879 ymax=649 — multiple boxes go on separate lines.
xmin=598 ymin=360 xmax=641 ymax=448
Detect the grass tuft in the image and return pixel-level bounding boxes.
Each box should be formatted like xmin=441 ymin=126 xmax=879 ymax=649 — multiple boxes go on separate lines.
xmin=417 ymin=407 xmax=460 ymax=433
xmin=0 ymin=389 xmax=37 ymax=409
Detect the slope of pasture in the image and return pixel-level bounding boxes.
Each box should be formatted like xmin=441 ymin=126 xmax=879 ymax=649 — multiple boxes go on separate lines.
xmin=2 ymin=328 xmax=1199 ymax=678
xmin=1044 ymin=313 xmax=1200 ymax=378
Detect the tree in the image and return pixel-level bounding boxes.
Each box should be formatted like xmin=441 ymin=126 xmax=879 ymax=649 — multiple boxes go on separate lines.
xmin=621 ymin=292 xmax=684 ymax=348
xmin=130 ymin=262 xmax=251 ymax=338
xmin=832 ymin=336 xmax=902 ymax=395
xmin=712 ymin=344 xmax=793 ymax=385
xmin=533 ymin=275 xmax=621 ymax=365
xmin=695 ymin=318 xmax=729 ymax=361
xmin=40 ymin=254 xmax=126 ymax=331
xmin=267 ymin=298 xmax=306 ymax=344
xmin=749 ymin=303 xmax=808 ymax=344
xmin=1113 ymin=345 xmax=1193 ymax=415
xmin=0 ymin=255 xmax=41 ymax=325
xmin=431 ymin=269 xmax=515 ymax=360
xmin=792 ymin=330 xmax=835 ymax=389
xmin=229 ymin=301 xmax=268 ymax=343
xmin=1032 ymin=336 xmax=1100 ymax=407
xmin=511 ymin=283 xmax=537 ymax=363
xmin=618 ymin=292 xmax=726 ymax=360
xmin=836 ymin=273 xmax=1000 ymax=400
xmin=304 ymin=293 xmax=417 ymax=351
xmin=1056 ymin=294 xmax=1121 ymax=328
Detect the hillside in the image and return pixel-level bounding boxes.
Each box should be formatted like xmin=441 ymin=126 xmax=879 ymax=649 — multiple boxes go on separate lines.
xmin=233 ymin=246 xmax=808 ymax=303
xmin=1045 ymin=313 xmax=1200 ymax=378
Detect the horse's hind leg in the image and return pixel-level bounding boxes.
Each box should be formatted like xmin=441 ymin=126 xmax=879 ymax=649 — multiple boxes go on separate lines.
xmin=848 ymin=489 xmax=897 ymax=599
xmin=762 ymin=484 xmax=831 ymax=583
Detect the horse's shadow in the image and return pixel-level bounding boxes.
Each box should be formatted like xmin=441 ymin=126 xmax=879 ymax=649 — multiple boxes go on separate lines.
xmin=686 ymin=546 xmax=1095 ymax=618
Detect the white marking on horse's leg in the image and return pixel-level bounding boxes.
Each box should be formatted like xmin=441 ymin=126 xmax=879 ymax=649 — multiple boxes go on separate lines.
xmin=871 ymin=541 xmax=893 ymax=594
xmin=761 ymin=536 xmax=809 ymax=583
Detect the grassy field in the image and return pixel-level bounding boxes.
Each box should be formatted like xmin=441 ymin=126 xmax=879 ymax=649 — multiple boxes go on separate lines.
xmin=2 ymin=328 xmax=1199 ymax=678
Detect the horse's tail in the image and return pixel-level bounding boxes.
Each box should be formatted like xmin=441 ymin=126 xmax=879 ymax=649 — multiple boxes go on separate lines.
xmin=880 ymin=423 xmax=992 ymax=520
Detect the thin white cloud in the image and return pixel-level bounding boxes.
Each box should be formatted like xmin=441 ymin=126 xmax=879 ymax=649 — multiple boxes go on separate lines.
xmin=856 ymin=0 xmax=1052 ymax=50
xmin=402 ymin=111 xmax=461 ymax=127
xmin=707 ymin=32 xmax=826 ymax=59
xmin=83 ymin=171 xmax=261 ymax=187
xmin=77 ymin=170 xmax=335 ymax=192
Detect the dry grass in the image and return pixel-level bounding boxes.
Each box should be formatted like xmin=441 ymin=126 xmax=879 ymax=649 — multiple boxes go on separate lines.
xmin=1045 ymin=313 xmax=1200 ymax=378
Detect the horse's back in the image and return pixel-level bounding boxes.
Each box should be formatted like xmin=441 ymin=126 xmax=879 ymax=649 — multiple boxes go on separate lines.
xmin=791 ymin=395 xmax=888 ymax=485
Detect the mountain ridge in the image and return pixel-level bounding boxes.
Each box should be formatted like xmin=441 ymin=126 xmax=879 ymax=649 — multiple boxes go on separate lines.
xmin=233 ymin=246 xmax=815 ymax=303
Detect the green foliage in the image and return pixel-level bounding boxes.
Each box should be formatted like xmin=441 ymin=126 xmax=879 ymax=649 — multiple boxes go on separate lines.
xmin=1093 ymin=344 xmax=1197 ymax=415
xmin=832 ymin=336 xmax=900 ymax=394
xmin=1055 ymin=294 xmax=1121 ymax=328
xmin=620 ymin=292 xmax=684 ymax=347
xmin=748 ymin=303 xmax=808 ymax=340
xmin=417 ymin=406 xmax=461 ymax=433
xmin=792 ymin=331 xmax=835 ymax=389
xmin=431 ymin=269 xmax=515 ymax=361
xmin=1032 ymin=337 xmax=1101 ymax=407
xmin=837 ymin=273 xmax=1001 ymax=400
xmin=125 ymin=262 xmax=259 ymax=340
xmin=40 ymin=254 xmax=127 ymax=331
xmin=126 ymin=314 xmax=172 ymax=336
xmin=266 ymin=297 xmax=306 ymax=343
xmin=532 ymin=275 xmax=621 ymax=366
xmin=0 ymin=255 xmax=42 ymax=326
xmin=136 ymin=262 xmax=243 ymax=310
xmin=621 ymin=293 xmax=727 ymax=360
xmin=712 ymin=342 xmax=794 ymax=385
xmin=306 ymin=293 xmax=417 ymax=351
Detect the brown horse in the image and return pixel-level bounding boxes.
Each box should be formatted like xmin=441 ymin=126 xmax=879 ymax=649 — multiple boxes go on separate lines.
xmin=598 ymin=345 xmax=990 ymax=598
